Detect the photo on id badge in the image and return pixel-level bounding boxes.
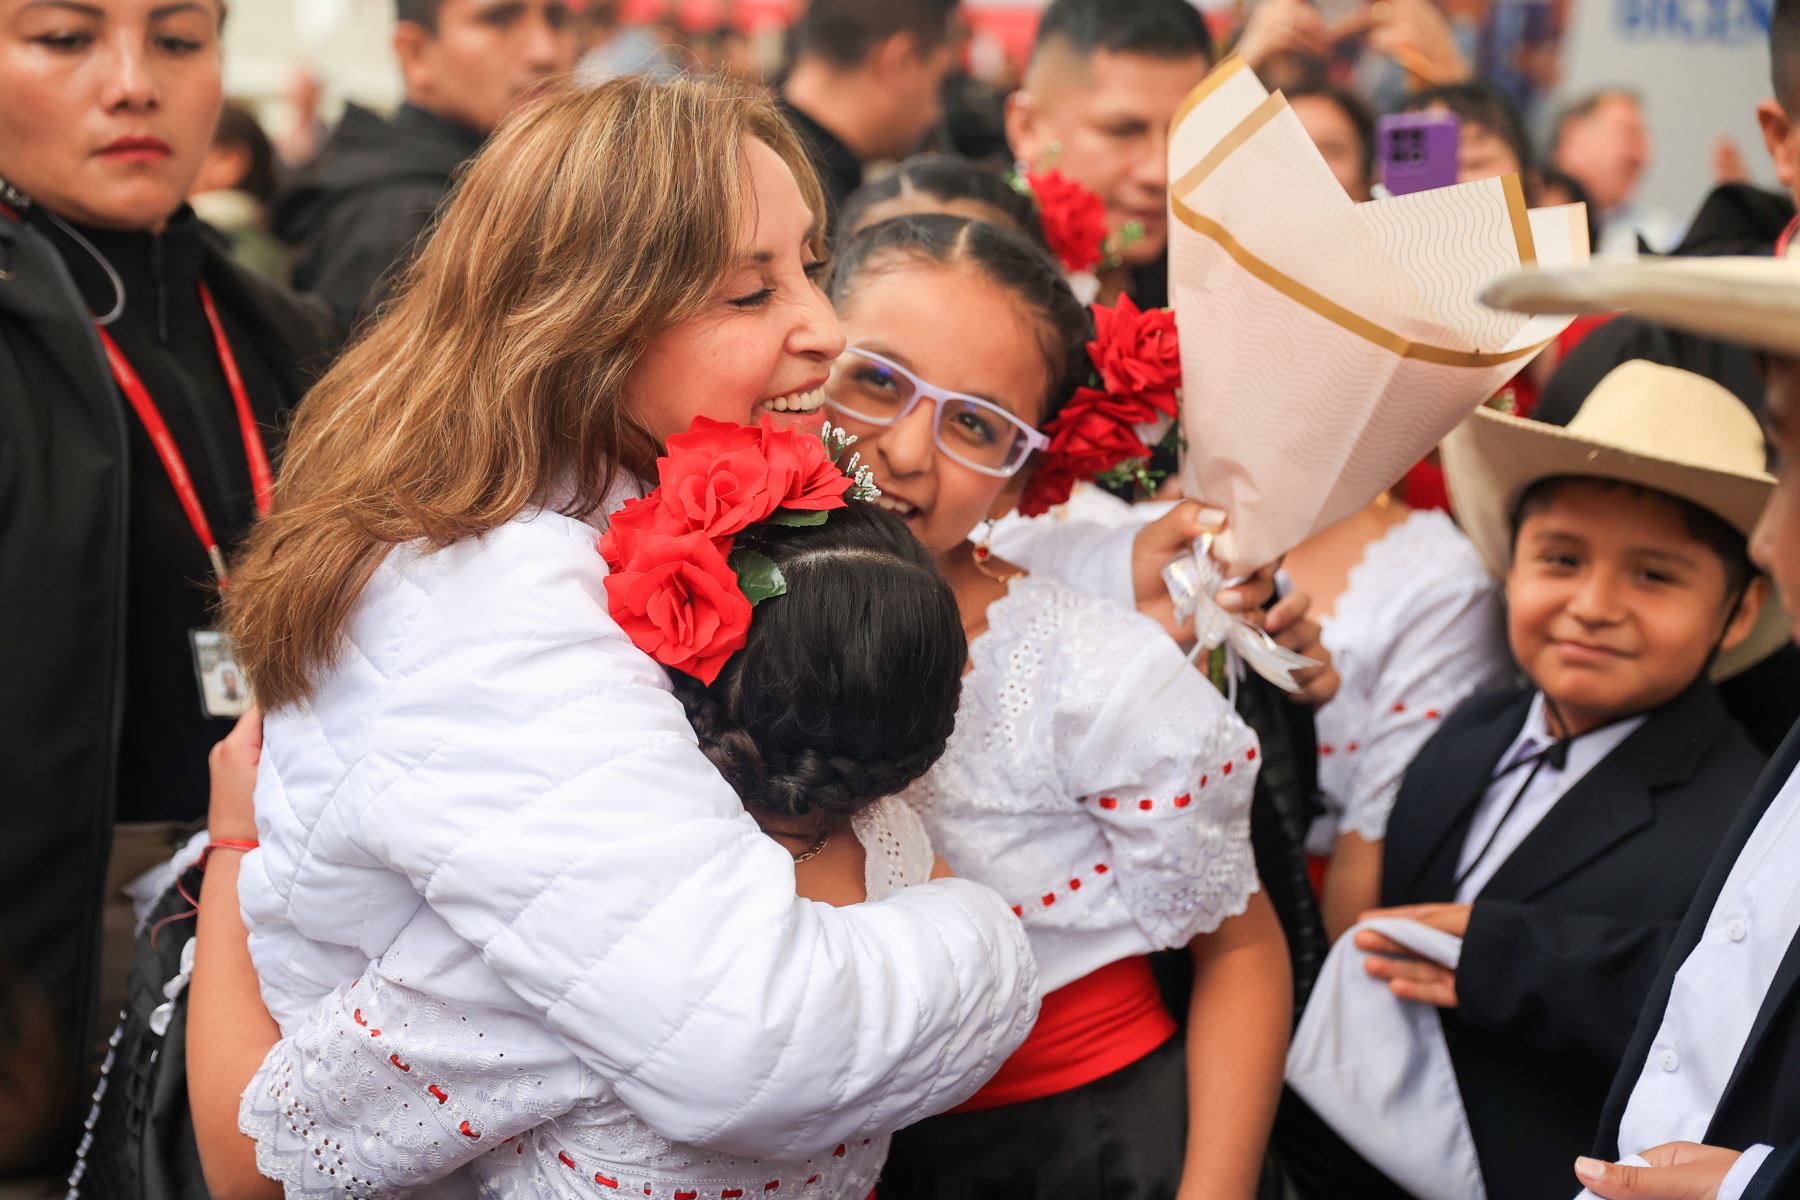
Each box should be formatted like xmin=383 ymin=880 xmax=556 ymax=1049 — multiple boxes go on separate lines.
xmin=190 ymin=628 xmax=251 ymax=719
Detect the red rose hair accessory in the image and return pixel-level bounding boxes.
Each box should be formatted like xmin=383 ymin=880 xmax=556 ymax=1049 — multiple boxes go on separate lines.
xmin=1010 ymin=169 xmax=1148 ymax=278
xmin=599 ymin=418 xmax=875 ymax=685
xmin=1018 ymin=296 xmax=1183 ymax=518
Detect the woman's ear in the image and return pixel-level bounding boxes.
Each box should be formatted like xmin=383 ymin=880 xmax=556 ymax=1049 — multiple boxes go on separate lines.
xmin=1720 ymin=575 xmax=1771 ymax=654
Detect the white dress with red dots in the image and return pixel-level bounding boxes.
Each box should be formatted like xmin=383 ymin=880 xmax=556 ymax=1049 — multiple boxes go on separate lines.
xmin=1307 ymin=509 xmax=1511 ymax=854
xmin=238 ymin=796 xmax=936 ymax=1200
xmin=903 ymin=575 xmax=1261 ymax=995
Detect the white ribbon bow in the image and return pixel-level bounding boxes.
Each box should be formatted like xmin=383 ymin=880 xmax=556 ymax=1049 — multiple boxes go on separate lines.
xmin=1162 ymin=533 xmax=1319 ymax=694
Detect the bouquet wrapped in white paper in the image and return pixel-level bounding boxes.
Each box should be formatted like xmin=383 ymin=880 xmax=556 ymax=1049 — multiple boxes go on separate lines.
xmin=1169 ymin=57 xmax=1589 ymax=573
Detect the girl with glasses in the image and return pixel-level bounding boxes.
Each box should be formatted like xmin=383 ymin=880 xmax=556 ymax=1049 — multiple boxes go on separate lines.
xmin=829 ymin=214 xmax=1291 ymax=1200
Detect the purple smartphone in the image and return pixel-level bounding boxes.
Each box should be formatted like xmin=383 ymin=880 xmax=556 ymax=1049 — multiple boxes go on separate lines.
xmin=1375 ymin=111 xmax=1461 ymax=195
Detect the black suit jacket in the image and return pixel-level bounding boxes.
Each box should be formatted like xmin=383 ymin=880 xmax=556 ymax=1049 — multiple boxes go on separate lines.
xmin=1595 ymin=720 xmax=1800 ymax=1199
xmin=1380 ymin=682 xmax=1764 ymax=1200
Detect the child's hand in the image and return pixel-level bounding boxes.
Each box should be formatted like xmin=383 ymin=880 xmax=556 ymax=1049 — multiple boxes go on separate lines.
xmin=1259 ymin=590 xmax=1340 ymax=708
xmin=1132 ymin=502 xmax=1281 ymax=644
xmin=1352 ymin=902 xmax=1471 ymax=1008
xmin=207 ymin=707 xmax=264 ymax=843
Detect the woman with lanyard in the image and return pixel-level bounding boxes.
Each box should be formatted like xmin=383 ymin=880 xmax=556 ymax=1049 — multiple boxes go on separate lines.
xmin=0 ymin=0 xmax=335 ymax=1181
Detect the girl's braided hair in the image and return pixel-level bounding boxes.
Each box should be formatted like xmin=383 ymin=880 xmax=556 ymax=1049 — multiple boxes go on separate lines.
xmin=667 ymin=500 xmax=965 ymax=818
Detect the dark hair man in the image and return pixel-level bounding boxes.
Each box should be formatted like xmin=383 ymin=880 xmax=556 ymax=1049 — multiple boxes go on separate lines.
xmin=1004 ymin=0 xmax=1214 ymax=307
xmin=780 ymin=0 xmax=959 ymax=237
xmin=273 ymin=0 xmax=575 ymax=330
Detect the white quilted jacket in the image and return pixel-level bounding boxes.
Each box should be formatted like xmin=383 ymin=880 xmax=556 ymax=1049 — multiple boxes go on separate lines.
xmin=237 ymin=502 xmax=1039 ymax=1189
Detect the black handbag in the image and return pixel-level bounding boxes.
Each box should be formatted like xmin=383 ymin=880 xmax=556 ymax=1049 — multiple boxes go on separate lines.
xmin=69 ymin=865 xmax=211 ymax=1200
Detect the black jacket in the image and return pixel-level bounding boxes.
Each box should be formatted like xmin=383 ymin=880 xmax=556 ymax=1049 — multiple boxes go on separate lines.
xmin=0 ymin=207 xmax=334 ymax=1167
xmin=1380 ymin=683 xmax=1764 ymax=1200
xmin=272 ymin=102 xmax=484 ymax=331
xmin=1595 ymin=721 xmax=1800 ymax=1199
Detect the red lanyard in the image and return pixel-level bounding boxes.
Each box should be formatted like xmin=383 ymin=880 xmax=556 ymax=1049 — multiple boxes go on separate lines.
xmin=93 ymin=282 xmax=273 ymax=586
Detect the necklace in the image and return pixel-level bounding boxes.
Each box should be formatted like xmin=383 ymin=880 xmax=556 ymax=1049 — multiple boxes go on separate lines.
xmin=790 ymin=828 xmax=832 ymax=864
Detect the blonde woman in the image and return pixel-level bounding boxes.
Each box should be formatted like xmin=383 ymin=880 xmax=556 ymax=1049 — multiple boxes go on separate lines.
xmin=186 ymin=77 xmax=1038 ymax=1199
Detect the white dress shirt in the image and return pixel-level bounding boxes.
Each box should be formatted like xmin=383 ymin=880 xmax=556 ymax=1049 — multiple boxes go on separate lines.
xmin=1611 ymin=761 xmax=1800 ymax=1200
xmin=1454 ymin=695 xmax=1646 ymax=903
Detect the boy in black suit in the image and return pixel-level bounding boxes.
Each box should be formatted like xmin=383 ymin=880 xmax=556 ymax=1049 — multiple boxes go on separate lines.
xmin=1319 ymin=361 xmax=1781 ymax=1200
xmin=1482 ymin=202 xmax=1800 ymax=1200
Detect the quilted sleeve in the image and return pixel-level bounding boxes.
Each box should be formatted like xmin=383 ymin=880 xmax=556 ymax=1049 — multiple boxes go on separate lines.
xmin=354 ymin=517 xmax=1038 ymax=1159
xmin=1050 ymin=600 xmax=1262 ymax=948
xmin=238 ymin=963 xmax=592 ymax=1196
xmin=1334 ymin=577 xmax=1510 ymax=843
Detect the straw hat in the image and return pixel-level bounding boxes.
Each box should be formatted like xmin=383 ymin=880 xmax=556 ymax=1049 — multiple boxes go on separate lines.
xmin=1441 ymin=361 xmax=1784 ymax=679
xmin=1479 ymin=242 xmax=1800 ymax=359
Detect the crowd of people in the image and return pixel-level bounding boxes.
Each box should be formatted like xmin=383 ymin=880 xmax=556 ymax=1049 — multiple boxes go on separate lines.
xmin=4 ymin=0 xmax=1800 ymax=1198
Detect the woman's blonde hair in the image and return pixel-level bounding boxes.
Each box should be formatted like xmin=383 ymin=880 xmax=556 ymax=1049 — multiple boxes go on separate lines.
xmin=226 ymin=75 xmax=825 ymax=709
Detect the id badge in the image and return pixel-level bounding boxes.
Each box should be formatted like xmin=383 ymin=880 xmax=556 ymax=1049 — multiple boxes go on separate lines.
xmin=190 ymin=628 xmax=252 ymax=719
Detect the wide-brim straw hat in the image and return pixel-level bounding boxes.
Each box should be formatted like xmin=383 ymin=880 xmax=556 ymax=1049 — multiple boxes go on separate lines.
xmin=1480 ymin=246 xmax=1800 ymax=359
xmin=1441 ymin=360 xmax=1784 ymax=680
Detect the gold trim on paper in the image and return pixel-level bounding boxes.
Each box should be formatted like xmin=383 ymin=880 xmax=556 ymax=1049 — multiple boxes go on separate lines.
xmin=1171 ymin=195 xmax=1554 ymax=368
xmin=1173 ymin=92 xmax=1286 ymax=198
xmin=1501 ymin=173 xmax=1537 ymax=265
xmin=1169 ymin=54 xmax=1249 ymax=134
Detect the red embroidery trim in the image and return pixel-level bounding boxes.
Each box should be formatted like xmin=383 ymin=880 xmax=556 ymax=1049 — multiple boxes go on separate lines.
xmin=723 ymin=1191 xmax=745 ymax=1198
xmin=595 ymin=1173 xmax=618 ymax=1188
xmin=352 ymin=1009 xmax=366 ymax=1026
xmin=675 ymin=1191 xmax=699 ymax=1199
xmin=429 ymin=1085 xmax=449 ymax=1104
xmin=1137 ymin=798 xmax=1153 ymax=811
xmin=1015 ymin=862 xmax=1113 ymax=916
xmin=389 ymin=1054 xmax=410 ymax=1072
xmin=766 ymin=1183 xmax=782 ymax=1193
xmin=1174 ymin=794 xmax=1192 ymax=808
xmin=806 ymin=1178 xmax=821 ymax=1187
xmin=459 ymin=1120 xmax=480 ymax=1139
xmin=1099 ymin=796 xmax=1119 ymax=810
xmin=558 ymin=1152 xmax=576 ymax=1170
xmin=832 ymin=1144 xmax=847 ymax=1157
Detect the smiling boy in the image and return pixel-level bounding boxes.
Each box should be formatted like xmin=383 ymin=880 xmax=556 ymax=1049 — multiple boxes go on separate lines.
xmin=1480 ymin=221 xmax=1800 ymax=1200
xmin=1320 ymin=360 xmax=1782 ymax=1200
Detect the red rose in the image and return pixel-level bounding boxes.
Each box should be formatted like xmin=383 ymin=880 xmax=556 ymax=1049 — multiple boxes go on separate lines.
xmin=757 ymin=419 xmax=853 ymax=512
xmin=1044 ymin=389 xmax=1152 ymax=472
xmin=655 ymin=417 xmax=786 ymax=539
xmin=598 ymin=493 xmax=693 ymax=573
xmin=1027 ymin=169 xmax=1108 ymax=275
xmin=1088 ymin=296 xmax=1181 ymax=418
xmin=1018 ymin=460 xmax=1084 ymax=518
xmin=603 ymin=530 xmax=752 ymax=686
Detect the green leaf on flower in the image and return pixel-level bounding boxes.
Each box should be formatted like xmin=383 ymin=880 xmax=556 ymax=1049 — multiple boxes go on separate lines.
xmin=766 ymin=508 xmax=830 ymax=528
xmin=732 ymin=549 xmax=788 ymax=607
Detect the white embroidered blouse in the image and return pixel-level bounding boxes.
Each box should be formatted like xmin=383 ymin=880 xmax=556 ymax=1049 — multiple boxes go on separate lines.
xmin=1307 ymin=509 xmax=1512 ymax=852
xmin=239 ymin=797 xmax=939 ymax=1200
xmin=904 ymin=576 xmax=1262 ymax=994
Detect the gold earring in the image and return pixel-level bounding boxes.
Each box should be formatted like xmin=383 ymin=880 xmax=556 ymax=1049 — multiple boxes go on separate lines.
xmin=971 ymin=521 xmax=1022 ymax=582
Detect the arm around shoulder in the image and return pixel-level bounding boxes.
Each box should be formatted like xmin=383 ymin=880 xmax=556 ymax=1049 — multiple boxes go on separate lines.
xmin=356 ymin=526 xmax=1038 ymax=1156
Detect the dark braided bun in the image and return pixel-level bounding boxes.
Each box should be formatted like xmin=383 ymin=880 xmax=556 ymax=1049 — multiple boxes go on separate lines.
xmin=668 ymin=500 xmax=964 ymax=820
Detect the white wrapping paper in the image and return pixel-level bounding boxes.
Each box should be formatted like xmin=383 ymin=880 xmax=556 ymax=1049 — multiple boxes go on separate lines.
xmin=1169 ymin=58 xmax=1589 ymax=571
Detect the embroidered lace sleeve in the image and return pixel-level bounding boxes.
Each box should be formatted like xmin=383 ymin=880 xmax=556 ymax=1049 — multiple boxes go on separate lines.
xmin=1048 ymin=594 xmax=1262 ymax=948
xmin=1332 ymin=576 xmax=1510 ymax=843
xmin=238 ymin=965 xmax=593 ymax=1198
xmin=853 ymin=795 xmax=936 ymax=901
